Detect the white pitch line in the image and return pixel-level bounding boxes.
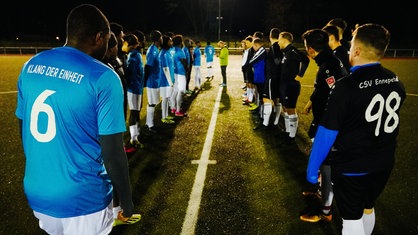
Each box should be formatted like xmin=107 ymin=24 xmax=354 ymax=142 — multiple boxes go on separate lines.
xmin=0 ymin=91 xmax=17 ymax=94
xmin=180 ymin=86 xmax=223 ymax=235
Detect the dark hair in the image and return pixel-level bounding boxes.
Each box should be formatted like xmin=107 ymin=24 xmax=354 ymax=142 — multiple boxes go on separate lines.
xmin=123 ymin=34 xmax=139 ymax=46
xmin=253 ymin=38 xmax=263 ymax=45
xmin=322 ymin=25 xmax=340 ymax=41
xmin=327 ymin=18 xmax=347 ymax=31
xmin=172 ymin=34 xmax=183 ymax=47
xmin=279 ymin=32 xmax=293 ymax=42
xmin=353 ymin=23 xmax=390 ymax=58
xmin=150 ymin=30 xmax=162 ymax=42
xmin=245 ymin=35 xmax=253 ymax=42
xmin=302 ymin=28 xmax=330 ymax=52
xmin=110 ymin=22 xmax=123 ymax=36
xmin=108 ymin=32 xmax=117 ymax=49
xmin=269 ymin=28 xmax=281 ymax=39
xmin=161 ymin=35 xmax=172 ymax=50
xmin=133 ymin=30 xmax=145 ymax=43
xmin=66 ymin=4 xmax=109 ymax=43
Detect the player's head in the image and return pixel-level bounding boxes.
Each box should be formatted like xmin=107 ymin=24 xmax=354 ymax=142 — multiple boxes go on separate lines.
xmin=161 ymin=35 xmax=173 ymax=50
xmin=326 ymin=18 xmax=347 ymax=39
xmin=172 ymin=34 xmax=184 ymax=47
xmin=350 ymin=23 xmax=390 ymax=62
xmin=302 ymin=28 xmax=330 ymax=54
xmin=65 ymin=4 xmax=110 ymax=60
xmin=269 ymin=28 xmax=281 ymax=40
xmin=150 ymin=30 xmax=162 ymax=45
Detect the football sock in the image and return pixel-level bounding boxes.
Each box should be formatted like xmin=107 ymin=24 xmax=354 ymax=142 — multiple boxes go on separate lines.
xmin=247 ymin=88 xmax=254 ymax=102
xmin=320 ymin=164 xmax=333 ymax=209
xmin=263 ymin=103 xmax=272 ymax=126
xmin=284 ymin=112 xmax=290 ymax=134
xmin=113 ymin=206 xmax=121 ymax=219
xmin=289 ymin=113 xmax=298 ymax=137
xmin=162 ymin=98 xmax=169 ymax=119
xmin=146 ymin=106 xmax=155 ymax=128
xmin=362 ymin=208 xmax=375 ymax=235
xmin=273 ymin=103 xmax=282 ymax=125
xmin=176 ymin=92 xmax=183 ymax=111
xmin=342 ymin=219 xmax=364 ymax=235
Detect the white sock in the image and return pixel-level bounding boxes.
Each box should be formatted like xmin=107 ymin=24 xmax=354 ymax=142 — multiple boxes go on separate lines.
xmin=176 ymin=92 xmax=183 ymax=111
xmin=247 ymin=88 xmax=254 ymax=102
xmin=289 ymin=113 xmax=298 ymax=138
xmin=263 ymin=103 xmax=272 ymax=126
xmin=362 ymin=209 xmax=375 ymax=235
xmin=273 ymin=104 xmax=282 ymax=125
xmin=113 ymin=206 xmax=121 ymax=219
xmin=284 ymin=112 xmax=290 ymax=133
xmin=146 ymin=106 xmax=155 ymax=127
xmin=162 ymin=98 xmax=168 ymax=119
xmin=342 ymin=218 xmax=365 ymax=235
xmin=129 ymin=125 xmax=136 ymax=140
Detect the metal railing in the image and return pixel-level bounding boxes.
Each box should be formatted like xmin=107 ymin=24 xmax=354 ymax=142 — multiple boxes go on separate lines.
xmin=1 ymin=46 xmax=417 ymax=58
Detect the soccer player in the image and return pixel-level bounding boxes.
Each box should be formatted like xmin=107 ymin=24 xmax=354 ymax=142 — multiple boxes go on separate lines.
xmin=322 ymin=25 xmax=351 ymax=72
xmin=123 ymin=33 xmax=146 ymax=151
xmin=255 ymin=27 xmax=283 ymax=131
xmin=159 ymin=35 xmax=176 ymax=124
xmin=192 ymin=40 xmax=202 ymax=91
xmin=299 ymin=28 xmax=348 ymax=223
xmin=247 ymin=38 xmax=267 ymax=126
xmin=144 ymin=30 xmax=163 ymax=134
xmin=183 ymin=38 xmax=193 ymax=95
xmin=171 ymin=34 xmax=188 ymax=116
xmin=306 ymin=23 xmax=406 ymax=235
xmin=204 ymin=41 xmax=215 ymax=80
xmin=278 ymin=31 xmax=310 ymax=144
xmin=15 ymin=4 xmax=140 ymax=234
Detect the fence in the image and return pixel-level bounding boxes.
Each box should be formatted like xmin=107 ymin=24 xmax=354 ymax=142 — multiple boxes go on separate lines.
xmin=1 ymin=46 xmax=417 ymax=58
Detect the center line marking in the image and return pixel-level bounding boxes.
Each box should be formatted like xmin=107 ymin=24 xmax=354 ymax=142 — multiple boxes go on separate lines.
xmin=181 ymin=86 xmax=223 ymax=235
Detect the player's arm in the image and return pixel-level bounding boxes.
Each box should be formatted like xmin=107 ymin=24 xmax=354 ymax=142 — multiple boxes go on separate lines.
xmin=306 ymin=125 xmax=338 ymax=184
xmin=100 ymin=133 xmax=134 ymax=217
xmin=144 ymin=64 xmax=151 ymax=84
xmin=180 ymin=58 xmax=188 ymax=72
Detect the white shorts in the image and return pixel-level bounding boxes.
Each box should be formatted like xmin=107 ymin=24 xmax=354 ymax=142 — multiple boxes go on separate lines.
xmin=33 ymin=202 xmax=113 ymax=235
xmin=160 ymin=86 xmax=173 ymax=99
xmin=206 ymin=61 xmax=213 ymax=68
xmin=127 ymin=92 xmax=143 ymax=111
xmin=147 ymin=87 xmax=160 ymax=105
xmin=175 ymin=74 xmax=186 ymax=92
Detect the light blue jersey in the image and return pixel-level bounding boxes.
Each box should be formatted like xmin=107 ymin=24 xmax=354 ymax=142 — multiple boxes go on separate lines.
xmin=193 ymin=46 xmax=202 ymax=66
xmin=182 ymin=46 xmax=191 ymax=67
xmin=126 ymin=49 xmax=145 ymax=94
xmin=145 ymin=44 xmax=161 ymax=88
xmin=204 ymin=45 xmax=215 ymax=62
xmin=160 ymin=47 xmax=175 ymax=87
xmin=174 ymin=47 xmax=187 ymax=75
xmin=15 ymin=46 xmax=126 ymax=218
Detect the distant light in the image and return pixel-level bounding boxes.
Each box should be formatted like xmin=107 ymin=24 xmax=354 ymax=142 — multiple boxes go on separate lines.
xmin=55 ymin=36 xmax=60 ymax=41
xmin=16 ymin=37 xmax=19 ymax=41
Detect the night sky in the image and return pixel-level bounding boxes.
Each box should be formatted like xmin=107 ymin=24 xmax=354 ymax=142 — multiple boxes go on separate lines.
xmin=1 ymin=0 xmax=417 ymax=47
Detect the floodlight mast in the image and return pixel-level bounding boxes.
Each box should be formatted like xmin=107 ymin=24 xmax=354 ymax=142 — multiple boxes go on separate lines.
xmin=216 ymin=0 xmax=223 ymax=41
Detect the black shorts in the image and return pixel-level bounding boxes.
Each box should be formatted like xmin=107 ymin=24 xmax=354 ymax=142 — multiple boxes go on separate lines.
xmin=281 ymin=81 xmax=300 ymax=108
xmin=331 ymin=170 xmax=391 ymax=220
xmin=263 ymin=78 xmax=281 ymax=100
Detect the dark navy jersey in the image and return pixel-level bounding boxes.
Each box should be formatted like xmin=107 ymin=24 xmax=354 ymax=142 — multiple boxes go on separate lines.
xmin=280 ymin=44 xmax=310 ymax=84
xmin=321 ymin=63 xmax=406 ymax=173
xmin=310 ymin=49 xmax=348 ymax=124
xmin=264 ymin=42 xmax=282 ymax=99
xmin=333 ymin=45 xmax=351 ymax=71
